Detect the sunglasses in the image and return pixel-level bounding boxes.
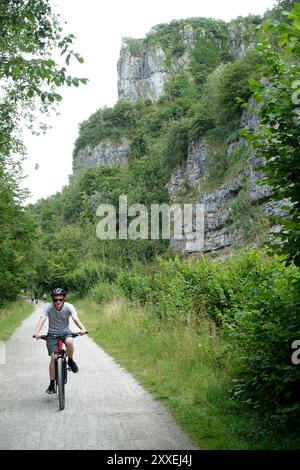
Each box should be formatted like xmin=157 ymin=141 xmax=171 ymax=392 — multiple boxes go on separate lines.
xmin=53 ymin=298 xmax=64 ymax=303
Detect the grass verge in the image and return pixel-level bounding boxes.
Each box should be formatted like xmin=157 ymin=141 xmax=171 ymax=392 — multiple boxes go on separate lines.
xmin=0 ymin=298 xmax=34 ymax=342
xmin=75 ymin=297 xmax=299 ymax=450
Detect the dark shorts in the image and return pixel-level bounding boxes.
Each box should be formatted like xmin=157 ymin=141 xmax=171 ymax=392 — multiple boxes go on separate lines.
xmin=46 ymin=332 xmax=73 ymax=356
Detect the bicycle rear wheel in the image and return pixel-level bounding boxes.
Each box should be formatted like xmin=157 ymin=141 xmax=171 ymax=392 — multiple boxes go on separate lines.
xmin=56 ymin=357 xmax=65 ymax=410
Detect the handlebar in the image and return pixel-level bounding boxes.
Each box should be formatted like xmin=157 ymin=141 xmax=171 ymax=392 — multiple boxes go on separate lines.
xmin=33 ymin=332 xmax=88 ymax=340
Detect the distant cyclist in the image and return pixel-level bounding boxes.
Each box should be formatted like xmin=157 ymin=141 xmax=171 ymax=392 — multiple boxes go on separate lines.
xmin=33 ymin=288 xmax=87 ymax=394
xmin=34 ymin=291 xmax=39 ymax=304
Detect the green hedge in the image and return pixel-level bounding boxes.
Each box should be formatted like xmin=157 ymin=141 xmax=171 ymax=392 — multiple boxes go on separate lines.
xmin=113 ymin=248 xmax=300 ymax=423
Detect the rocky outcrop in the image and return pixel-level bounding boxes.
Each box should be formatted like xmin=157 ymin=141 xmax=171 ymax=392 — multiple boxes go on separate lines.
xmin=117 ymin=43 xmax=168 ymax=102
xmin=73 ymin=138 xmax=131 ymax=175
xmin=228 ymin=16 xmax=259 ymax=59
xmin=169 ymin=167 xmax=288 ymax=254
xmin=117 ymin=17 xmax=261 ymax=103
xmin=168 ymin=138 xmax=207 ymax=199
xmin=117 ymin=23 xmax=199 ymax=103
xmin=167 ymin=131 xmax=288 ymax=254
xmin=228 ymin=25 xmax=253 ymax=59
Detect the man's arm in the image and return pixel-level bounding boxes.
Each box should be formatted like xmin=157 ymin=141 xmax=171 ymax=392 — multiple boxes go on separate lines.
xmin=69 ymin=303 xmax=87 ymax=334
xmin=72 ymin=316 xmax=87 ymax=335
xmin=34 ymin=316 xmax=47 ymax=338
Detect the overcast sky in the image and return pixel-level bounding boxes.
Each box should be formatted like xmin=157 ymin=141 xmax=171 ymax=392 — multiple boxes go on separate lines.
xmin=21 ymin=0 xmax=277 ymax=204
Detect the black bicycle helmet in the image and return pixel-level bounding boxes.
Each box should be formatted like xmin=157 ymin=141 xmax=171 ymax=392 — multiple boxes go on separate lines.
xmin=51 ymin=288 xmax=66 ymax=298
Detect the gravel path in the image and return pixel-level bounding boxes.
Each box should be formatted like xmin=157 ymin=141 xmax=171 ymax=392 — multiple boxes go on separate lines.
xmin=0 ymin=303 xmax=196 ymax=450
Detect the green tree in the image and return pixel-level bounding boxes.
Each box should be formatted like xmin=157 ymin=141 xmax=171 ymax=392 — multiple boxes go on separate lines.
xmin=243 ymin=2 xmax=300 ymax=266
xmin=189 ymin=37 xmax=222 ymax=87
xmin=217 ymin=52 xmax=257 ymax=127
xmin=0 ymin=161 xmax=36 ymax=304
xmin=0 ymin=0 xmax=87 ymax=160
xmin=0 ymin=0 xmax=86 ymax=303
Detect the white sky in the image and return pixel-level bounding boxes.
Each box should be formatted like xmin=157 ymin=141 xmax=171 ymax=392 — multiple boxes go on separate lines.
xmin=20 ymin=0 xmax=277 ymax=204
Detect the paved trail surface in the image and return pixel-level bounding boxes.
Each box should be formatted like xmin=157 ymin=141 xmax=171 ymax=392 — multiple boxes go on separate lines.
xmin=0 ymin=304 xmax=196 ymax=450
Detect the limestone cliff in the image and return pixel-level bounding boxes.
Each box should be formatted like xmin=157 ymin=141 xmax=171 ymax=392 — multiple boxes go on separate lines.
xmin=73 ymin=138 xmax=130 ymax=175
xmin=117 ymin=43 xmax=168 ymax=103
xmin=167 ymin=110 xmax=288 ymax=254
xmin=117 ymin=16 xmax=259 ymax=103
xmin=73 ymin=15 xmax=260 ymax=172
xmin=72 ymin=13 xmax=285 ymax=255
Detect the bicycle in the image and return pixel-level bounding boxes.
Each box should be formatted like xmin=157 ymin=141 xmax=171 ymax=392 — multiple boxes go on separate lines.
xmin=33 ymin=331 xmax=87 ymax=410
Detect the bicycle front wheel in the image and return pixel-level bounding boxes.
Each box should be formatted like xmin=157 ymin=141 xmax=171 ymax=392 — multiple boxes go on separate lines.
xmin=56 ymin=357 xmax=65 ymax=410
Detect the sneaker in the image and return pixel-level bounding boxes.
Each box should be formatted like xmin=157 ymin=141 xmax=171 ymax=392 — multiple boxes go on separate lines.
xmin=45 ymin=385 xmax=57 ymax=394
xmin=68 ymin=358 xmax=79 ymax=373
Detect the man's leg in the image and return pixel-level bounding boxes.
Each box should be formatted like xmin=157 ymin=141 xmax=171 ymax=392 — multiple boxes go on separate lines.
xmin=65 ymin=337 xmax=79 ymax=372
xmin=46 ymin=353 xmax=56 ymax=393
xmin=49 ymin=352 xmax=55 ymax=380
xmin=65 ymin=337 xmax=74 ymax=359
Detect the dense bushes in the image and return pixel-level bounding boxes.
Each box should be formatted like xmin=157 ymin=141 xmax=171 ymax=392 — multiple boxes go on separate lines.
xmin=243 ymin=2 xmax=300 ymax=267
xmin=145 ymin=17 xmax=230 ymax=71
xmin=189 ymin=52 xmax=257 ymax=140
xmin=117 ymin=269 xmax=152 ymax=305
xmin=109 ymin=248 xmax=300 ymax=424
xmin=222 ymin=252 xmax=300 ymax=422
xmin=65 ymin=260 xmax=101 ymax=296
xmin=73 ymin=100 xmax=138 ymax=156
xmin=36 ymin=239 xmax=300 ymax=424
xmin=216 ymin=52 xmax=257 ymax=126
xmin=159 ymin=120 xmax=190 ymax=171
xmin=189 ymin=36 xmax=225 ymax=87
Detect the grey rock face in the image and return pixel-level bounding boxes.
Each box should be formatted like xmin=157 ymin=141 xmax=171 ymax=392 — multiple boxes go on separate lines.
xmin=167 ymin=138 xmax=207 ymax=199
xmin=117 ymin=44 xmax=168 ymax=102
xmin=167 ymin=111 xmax=288 ymax=254
xmin=171 ymin=51 xmax=191 ymax=73
xmin=170 ymin=177 xmax=244 ymax=253
xmin=186 ymin=139 xmax=207 ymax=185
xmin=228 ymin=20 xmax=256 ymax=60
xmin=171 ymin=25 xmax=196 ymax=72
xmin=168 ymin=163 xmax=285 ymax=254
xmin=240 ymin=98 xmax=261 ymax=133
xmin=180 ymin=24 xmax=196 ymax=46
xmin=260 ymin=199 xmax=290 ymax=219
xmin=117 ymin=24 xmax=198 ymax=103
xmin=73 ymin=138 xmax=131 ymax=174
xmin=168 ymin=165 xmax=187 ymax=200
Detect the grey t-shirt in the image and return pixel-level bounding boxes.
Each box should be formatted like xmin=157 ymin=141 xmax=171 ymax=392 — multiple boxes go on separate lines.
xmin=42 ymin=302 xmax=78 ymax=334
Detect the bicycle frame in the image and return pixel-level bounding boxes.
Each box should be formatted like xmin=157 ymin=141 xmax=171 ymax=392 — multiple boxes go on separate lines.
xmin=57 ymin=339 xmax=64 ymax=355
xmin=56 ymin=338 xmax=67 ymax=361
xmin=54 ymin=338 xmax=68 ymax=389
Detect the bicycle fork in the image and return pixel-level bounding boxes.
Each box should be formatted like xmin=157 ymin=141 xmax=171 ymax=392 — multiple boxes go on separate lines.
xmin=55 ymin=340 xmax=68 ymax=385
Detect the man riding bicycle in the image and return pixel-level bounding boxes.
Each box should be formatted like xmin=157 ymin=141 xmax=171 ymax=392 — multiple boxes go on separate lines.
xmin=33 ymin=288 xmax=87 ymax=394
